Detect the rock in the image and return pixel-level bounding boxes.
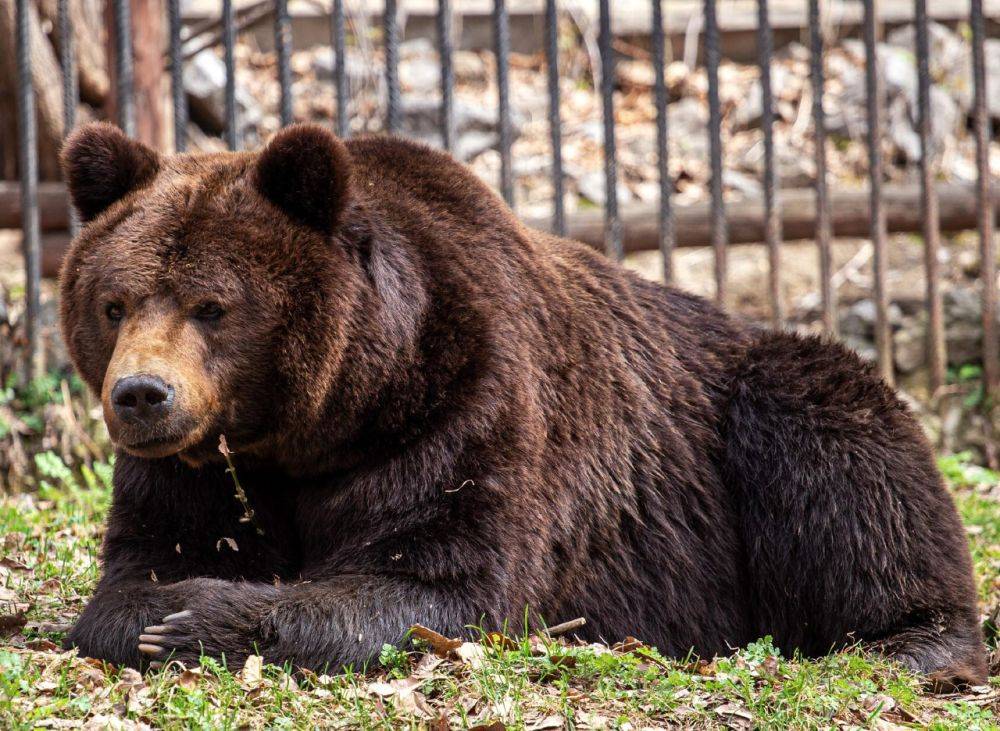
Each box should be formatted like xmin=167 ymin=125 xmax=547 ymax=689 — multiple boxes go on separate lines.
xmin=886 ymin=22 xmax=971 ymax=107
xmin=312 ymin=48 xmax=370 ymax=93
xmin=730 ymin=79 xmax=763 ymax=131
xmin=942 ymin=287 xmax=1000 ymax=366
xmin=668 ymin=97 xmax=708 ymax=138
xmin=947 ymin=323 xmax=983 ymax=367
xmin=184 ymin=50 xmax=262 ymax=144
xmin=842 ymin=335 xmax=878 ymax=364
xmin=618 ymin=59 xmax=656 ymax=89
xmin=840 ymin=299 xmax=904 ymax=339
xmin=946 ymin=287 xmax=984 ymax=325
xmin=894 ymin=320 xmax=926 ymax=373
xmin=400 ymin=97 xmax=522 ymax=163
xmin=400 ymin=58 xmax=441 ymax=95
xmin=888 ymin=95 xmax=921 ymax=163
xmin=722 ymin=169 xmax=762 ymax=198
xmin=399 ymin=39 xmax=440 ymax=95
xmin=575 ymin=170 xmax=634 ymax=207
xmin=879 ymin=44 xmax=918 ymax=109
xmin=453 ymin=51 xmax=487 ymax=84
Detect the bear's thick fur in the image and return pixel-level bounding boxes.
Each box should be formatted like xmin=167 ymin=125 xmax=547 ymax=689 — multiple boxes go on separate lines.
xmin=59 ymin=122 xmax=986 ymax=683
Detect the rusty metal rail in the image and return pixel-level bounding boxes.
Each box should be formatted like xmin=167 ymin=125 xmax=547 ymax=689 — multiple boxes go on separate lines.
xmin=8 ymin=0 xmax=1000 ymax=405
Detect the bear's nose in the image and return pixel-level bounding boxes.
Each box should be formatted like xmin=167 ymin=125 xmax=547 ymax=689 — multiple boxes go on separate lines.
xmin=111 ymin=375 xmax=174 ymax=425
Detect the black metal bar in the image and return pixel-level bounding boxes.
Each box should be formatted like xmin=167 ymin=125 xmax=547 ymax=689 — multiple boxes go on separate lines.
xmin=275 ymin=0 xmax=293 ymax=127
xmin=112 ymin=0 xmax=135 ymax=136
xmin=223 ymin=0 xmax=238 ymax=149
xmin=971 ymin=0 xmax=999 ymax=400
xmin=168 ymin=0 xmax=187 ymax=152
xmin=915 ymin=0 xmax=945 ymax=394
xmin=332 ymin=0 xmax=348 ymax=137
xmin=599 ymin=0 xmax=621 ymax=260
xmin=494 ymin=0 xmax=514 ymax=206
xmin=651 ymin=0 xmax=673 ymax=283
xmin=438 ymin=0 xmax=455 ymax=152
xmin=809 ymin=0 xmax=835 ymax=333
xmin=16 ymin=0 xmax=41 ymax=379
xmin=863 ymin=0 xmax=893 ymax=384
xmin=757 ymin=0 xmax=782 ymax=326
xmin=545 ymin=0 xmax=565 ymax=235
xmin=384 ymin=0 xmax=401 ymax=133
xmin=705 ymin=0 xmax=727 ymax=305
xmin=58 ymin=0 xmax=79 ymax=237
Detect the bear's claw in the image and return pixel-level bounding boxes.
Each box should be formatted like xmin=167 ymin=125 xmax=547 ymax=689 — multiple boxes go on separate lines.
xmin=137 ymin=610 xmax=198 ymax=666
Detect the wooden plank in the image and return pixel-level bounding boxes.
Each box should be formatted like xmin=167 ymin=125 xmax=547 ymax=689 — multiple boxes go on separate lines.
xmin=2 ymin=181 xmax=997 ymax=277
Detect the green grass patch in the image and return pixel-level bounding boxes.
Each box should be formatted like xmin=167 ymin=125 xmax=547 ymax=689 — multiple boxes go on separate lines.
xmin=1 ymin=442 xmax=999 ymax=726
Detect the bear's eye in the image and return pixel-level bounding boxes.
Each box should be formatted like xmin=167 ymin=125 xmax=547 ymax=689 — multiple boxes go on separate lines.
xmin=194 ymin=302 xmax=224 ymax=322
xmin=105 ymin=302 xmax=124 ymax=323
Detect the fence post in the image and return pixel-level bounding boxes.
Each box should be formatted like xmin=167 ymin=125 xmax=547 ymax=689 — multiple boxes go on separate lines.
xmin=971 ymin=0 xmax=999 ymax=406
xmin=16 ymin=0 xmax=42 ymax=380
xmin=651 ymin=0 xmax=673 ymax=283
xmin=704 ymin=0 xmax=727 ymax=305
xmin=598 ymin=0 xmax=621 ymax=261
xmin=494 ymin=0 xmax=514 ymax=207
xmin=808 ymin=0 xmax=835 ymax=334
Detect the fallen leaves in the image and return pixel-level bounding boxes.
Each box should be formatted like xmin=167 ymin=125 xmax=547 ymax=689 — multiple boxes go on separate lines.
xmin=0 ymin=606 xmax=29 ymax=637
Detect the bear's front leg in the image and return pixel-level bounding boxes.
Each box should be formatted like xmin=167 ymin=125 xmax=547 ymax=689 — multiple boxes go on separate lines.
xmin=66 ymin=578 xmax=198 ymax=667
xmin=138 ymin=575 xmax=486 ymax=672
xmin=137 ymin=577 xmax=280 ymax=668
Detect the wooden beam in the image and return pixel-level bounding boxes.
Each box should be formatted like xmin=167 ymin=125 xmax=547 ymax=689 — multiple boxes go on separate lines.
xmin=524 ymin=182 xmax=1000 ymax=254
xmin=1 ymin=181 xmax=997 ymax=277
xmin=0 ymin=182 xmax=71 ymax=231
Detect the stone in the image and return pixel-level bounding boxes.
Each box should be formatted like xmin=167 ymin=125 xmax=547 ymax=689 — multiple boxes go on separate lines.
xmin=184 ymin=50 xmax=262 ymax=145
xmin=400 ymin=96 xmax=522 ymax=163
xmin=894 ymin=320 xmax=927 ymax=374
xmin=575 ymin=170 xmax=634 ymax=207
xmin=840 ymin=299 xmax=904 ymax=339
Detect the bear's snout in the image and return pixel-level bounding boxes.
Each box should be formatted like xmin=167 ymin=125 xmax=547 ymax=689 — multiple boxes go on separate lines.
xmin=111 ymin=374 xmax=174 ymax=426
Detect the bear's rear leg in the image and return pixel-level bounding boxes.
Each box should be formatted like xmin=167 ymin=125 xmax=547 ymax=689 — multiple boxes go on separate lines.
xmin=723 ymin=332 xmax=986 ymax=685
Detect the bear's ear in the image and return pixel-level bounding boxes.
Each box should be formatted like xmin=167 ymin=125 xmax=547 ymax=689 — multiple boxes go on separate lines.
xmin=61 ymin=122 xmax=160 ymax=222
xmin=254 ymin=124 xmax=352 ymax=234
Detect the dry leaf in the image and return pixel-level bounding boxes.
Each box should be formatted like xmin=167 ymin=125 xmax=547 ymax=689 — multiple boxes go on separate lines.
xmin=715 ymin=702 xmax=752 ymax=720
xmin=177 ymin=668 xmax=203 ymax=689
xmin=409 ymin=624 xmax=462 ymax=657
xmin=216 ymin=537 xmax=239 ymax=552
xmin=454 ymin=642 xmax=487 ymax=668
xmin=26 ymin=638 xmax=59 ymax=651
xmin=411 ymin=652 xmax=445 ymax=678
xmin=0 ymin=609 xmax=28 ymax=637
xmin=526 ymin=715 xmax=564 ymax=730
xmin=241 ymin=654 xmax=264 ymax=686
xmin=38 ymin=578 xmax=62 ymax=594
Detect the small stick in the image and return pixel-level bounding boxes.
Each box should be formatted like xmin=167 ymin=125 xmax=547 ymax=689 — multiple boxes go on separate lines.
xmin=218 ymin=434 xmax=264 ymax=536
xmin=542 ymin=617 xmax=586 ymax=638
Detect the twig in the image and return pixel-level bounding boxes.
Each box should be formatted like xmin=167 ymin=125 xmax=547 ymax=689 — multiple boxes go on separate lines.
xmin=218 ymin=435 xmax=264 ymax=536
xmin=542 ymin=617 xmax=586 ymax=638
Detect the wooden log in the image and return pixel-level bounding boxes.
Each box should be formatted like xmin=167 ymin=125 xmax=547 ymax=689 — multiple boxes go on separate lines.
xmin=0 ymin=182 xmax=72 ymax=232
xmin=36 ymin=0 xmax=110 ymax=107
xmin=0 ymin=0 xmax=66 ymax=180
xmin=1 ymin=181 xmax=998 ymax=278
xmin=133 ymin=0 xmax=167 ymax=149
xmin=524 ymin=182 xmax=1000 ymax=253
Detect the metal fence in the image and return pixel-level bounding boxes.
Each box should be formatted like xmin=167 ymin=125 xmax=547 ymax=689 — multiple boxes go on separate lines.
xmin=11 ymin=0 xmax=1000 ymax=404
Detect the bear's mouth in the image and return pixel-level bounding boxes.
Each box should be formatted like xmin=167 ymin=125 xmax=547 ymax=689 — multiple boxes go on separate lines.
xmin=124 ymin=434 xmax=187 ymax=458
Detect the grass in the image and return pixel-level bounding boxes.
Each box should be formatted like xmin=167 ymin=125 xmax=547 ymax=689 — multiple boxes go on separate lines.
xmin=2 ymin=380 xmax=1000 ymax=727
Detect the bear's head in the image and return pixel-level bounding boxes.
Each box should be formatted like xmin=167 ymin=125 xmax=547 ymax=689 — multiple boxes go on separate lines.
xmin=59 ymin=122 xmax=394 ymax=468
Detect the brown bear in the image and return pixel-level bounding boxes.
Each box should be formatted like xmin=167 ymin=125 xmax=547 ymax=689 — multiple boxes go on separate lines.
xmin=59 ymin=121 xmax=987 ymax=683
